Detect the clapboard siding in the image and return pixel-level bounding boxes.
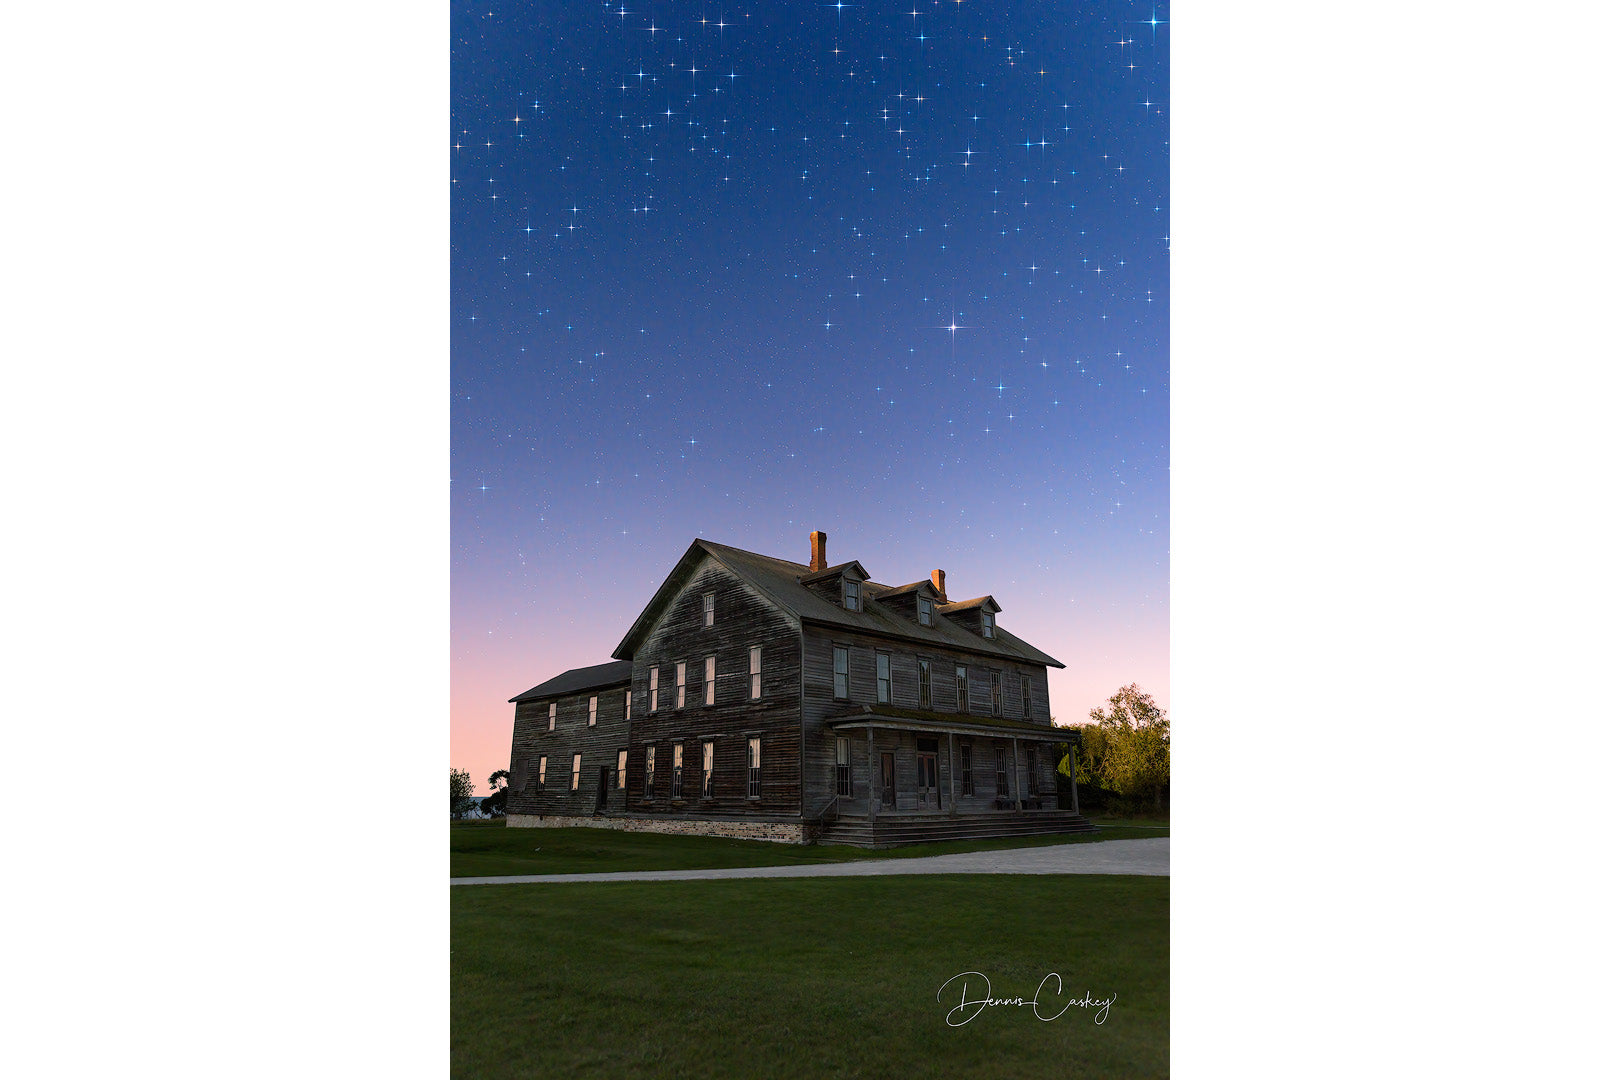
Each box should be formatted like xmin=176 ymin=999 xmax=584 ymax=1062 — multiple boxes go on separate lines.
xmin=800 ymin=624 xmax=1055 ymax=811
xmin=506 ymin=680 xmax=632 ymax=818
xmin=626 ymin=556 xmax=803 ymax=816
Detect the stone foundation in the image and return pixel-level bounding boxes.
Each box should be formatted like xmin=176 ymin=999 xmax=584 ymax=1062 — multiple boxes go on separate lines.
xmin=503 ymin=814 xmax=808 ymax=844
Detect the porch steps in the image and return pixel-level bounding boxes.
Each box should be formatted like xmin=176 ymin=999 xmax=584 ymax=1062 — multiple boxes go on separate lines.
xmin=816 ymin=812 xmax=1097 ymax=849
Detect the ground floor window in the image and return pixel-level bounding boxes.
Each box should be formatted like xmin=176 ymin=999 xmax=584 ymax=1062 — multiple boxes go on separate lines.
xmin=995 ymin=748 xmax=1009 ymax=797
xmin=702 ymin=741 xmax=715 ymax=799
xmin=615 ymin=749 xmax=626 ymax=790
xmin=836 ymin=737 xmax=852 ymax=796
xmin=672 ymin=743 xmax=685 ymax=797
xmin=570 ymin=753 xmax=581 ymax=791
xmin=747 ymin=737 xmax=762 ymax=798
xmin=643 ymin=746 xmax=656 ymax=797
xmin=537 ymin=755 xmax=547 ymax=789
xmin=959 ymin=744 xmax=974 ymax=796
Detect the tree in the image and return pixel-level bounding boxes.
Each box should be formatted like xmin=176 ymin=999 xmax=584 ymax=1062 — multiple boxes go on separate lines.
xmin=1089 ymin=684 xmax=1169 ymax=812
xmin=451 ymin=768 xmax=475 ymax=819
xmin=483 ymin=769 xmax=510 ymax=817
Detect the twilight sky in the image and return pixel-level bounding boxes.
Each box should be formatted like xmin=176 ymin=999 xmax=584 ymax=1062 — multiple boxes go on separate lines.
xmin=452 ymin=0 xmax=1169 ymax=788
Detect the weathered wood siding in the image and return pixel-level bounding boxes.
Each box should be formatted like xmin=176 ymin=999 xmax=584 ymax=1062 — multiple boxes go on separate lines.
xmin=626 ymin=555 xmax=804 ymax=818
xmin=801 ymin=623 xmax=1056 ymax=813
xmin=506 ymin=680 xmax=633 ymax=819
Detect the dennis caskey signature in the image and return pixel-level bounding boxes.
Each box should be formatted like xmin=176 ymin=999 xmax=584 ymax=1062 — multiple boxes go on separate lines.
xmin=937 ymin=971 xmax=1117 ymax=1027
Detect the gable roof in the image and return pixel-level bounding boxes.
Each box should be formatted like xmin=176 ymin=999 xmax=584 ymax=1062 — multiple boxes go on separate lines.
xmin=612 ymin=539 xmax=1062 ymax=668
xmin=871 ymin=579 xmax=943 ymax=601
xmin=509 ymin=660 xmax=633 ymax=703
xmin=938 ymin=595 xmax=1002 ymax=614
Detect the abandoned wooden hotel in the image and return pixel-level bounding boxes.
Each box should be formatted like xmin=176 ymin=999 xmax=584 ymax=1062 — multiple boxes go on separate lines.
xmin=505 ymin=532 xmax=1093 ymax=846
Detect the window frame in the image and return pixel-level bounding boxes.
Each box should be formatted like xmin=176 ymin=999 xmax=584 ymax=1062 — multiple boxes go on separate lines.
xmin=676 ymin=661 xmax=687 ymax=709
xmin=588 ymin=694 xmax=598 ymax=727
xmin=918 ymin=658 xmax=932 ymax=710
xmin=671 ymin=743 xmax=684 ymax=798
xmin=643 ymin=745 xmax=656 ymax=798
xmin=876 ymin=652 xmax=891 ymax=704
xmin=843 ymin=577 xmax=860 ymax=611
xmin=703 ymin=655 xmax=716 ymax=706
xmin=995 ymin=747 xmax=1009 ymax=796
xmin=960 ymin=743 xmax=975 ymax=796
xmin=918 ymin=596 xmax=933 ymax=626
xmin=833 ymin=646 xmax=850 ymax=700
xmin=547 ymin=702 xmax=556 ymax=731
xmin=749 ymin=645 xmax=762 ymax=700
xmin=981 ymin=610 xmax=995 ymax=638
xmin=615 ymin=749 xmax=627 ymax=791
xmin=570 ymin=753 xmax=582 ymax=792
xmin=648 ymin=666 xmax=659 ymax=713
xmin=701 ymin=740 xmax=715 ymax=799
xmin=703 ymin=592 xmax=715 ymax=627
xmin=990 ymin=672 xmax=1002 ymax=716
xmin=836 ymin=736 xmax=852 ymax=797
xmin=747 ymin=736 xmax=762 ymax=799
xmin=956 ymin=665 xmax=969 ymax=711
xmin=537 ymin=754 xmax=548 ymax=789
xmin=1021 ymin=674 xmax=1032 ymax=719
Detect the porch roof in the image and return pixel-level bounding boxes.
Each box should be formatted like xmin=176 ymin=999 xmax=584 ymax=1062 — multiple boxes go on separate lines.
xmin=824 ymin=704 xmax=1083 ymax=743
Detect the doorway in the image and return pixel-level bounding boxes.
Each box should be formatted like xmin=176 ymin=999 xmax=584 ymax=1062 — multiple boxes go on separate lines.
xmin=916 ymin=737 xmax=939 ymax=808
xmin=880 ymin=751 xmax=897 ymax=808
xmin=595 ymin=766 xmax=610 ymax=812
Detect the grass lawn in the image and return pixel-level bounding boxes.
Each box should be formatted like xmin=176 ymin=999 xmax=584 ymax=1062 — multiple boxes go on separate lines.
xmin=451 ymin=817 xmax=1168 ymax=878
xmin=452 ymin=874 xmax=1168 ymax=1080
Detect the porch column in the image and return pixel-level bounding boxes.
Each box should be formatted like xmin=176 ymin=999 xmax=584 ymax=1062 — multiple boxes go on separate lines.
xmin=1011 ymin=735 xmax=1022 ymax=814
xmin=947 ymin=731 xmax=957 ymax=813
xmin=1069 ymin=740 xmax=1080 ymax=818
xmin=867 ymin=726 xmax=877 ymax=823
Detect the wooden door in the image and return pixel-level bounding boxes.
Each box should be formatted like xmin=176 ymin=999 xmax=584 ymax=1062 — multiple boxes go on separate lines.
xmin=880 ymin=752 xmax=897 ymax=808
xmin=916 ymin=751 xmax=939 ymax=808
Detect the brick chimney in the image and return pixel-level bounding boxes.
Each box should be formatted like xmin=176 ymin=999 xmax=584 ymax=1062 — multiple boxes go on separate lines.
xmin=809 ymin=531 xmax=827 ymax=572
xmin=931 ymin=568 xmax=947 ymax=599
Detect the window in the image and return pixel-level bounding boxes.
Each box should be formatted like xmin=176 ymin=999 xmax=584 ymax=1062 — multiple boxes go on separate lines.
xmin=749 ymin=646 xmax=762 ymax=699
xmin=615 ymin=750 xmax=627 ymax=790
xmin=747 ymin=736 xmax=762 ymax=798
xmin=956 ymin=665 xmax=969 ymax=711
xmin=918 ymin=659 xmax=932 ymax=709
xmin=704 ymin=655 xmax=716 ymax=706
xmin=570 ymin=753 xmax=582 ymax=791
xmin=643 ymin=746 xmax=656 ymax=797
xmin=843 ymin=577 xmax=860 ymax=611
xmin=836 ymin=737 xmax=852 ymax=796
xmin=960 ymin=744 xmax=975 ymax=796
xmin=676 ymin=662 xmax=686 ymax=708
xmin=703 ymin=592 xmax=715 ymax=627
xmin=537 ymin=755 xmax=548 ymax=789
xmin=547 ymin=703 xmax=556 ymax=731
xmin=625 ymin=689 xmax=632 ymax=718
xmin=876 ymin=653 xmax=891 ymax=703
xmin=833 ymin=647 xmax=849 ymax=699
xmin=995 ymin=748 xmax=1009 ymax=796
xmin=588 ymin=695 xmax=598 ymax=727
xmin=672 ymin=743 xmax=684 ymax=797
xmin=919 ymin=597 xmax=934 ymax=626
xmin=991 ymin=673 xmax=1002 ymax=716
xmin=649 ymin=666 xmax=659 ymax=713
xmin=702 ymin=741 xmax=715 ymax=798
xmin=1021 ymin=675 xmax=1032 ymax=719
xmin=981 ymin=610 xmax=995 ymax=638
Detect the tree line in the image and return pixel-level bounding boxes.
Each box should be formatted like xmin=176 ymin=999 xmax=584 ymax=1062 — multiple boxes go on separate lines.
xmin=1056 ymin=684 xmax=1169 ymax=813
xmin=452 ymin=768 xmax=509 ymax=819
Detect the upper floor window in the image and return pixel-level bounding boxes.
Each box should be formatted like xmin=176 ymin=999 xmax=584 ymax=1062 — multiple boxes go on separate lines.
xmin=833 ymin=646 xmax=850 ymax=699
xmin=956 ymin=665 xmax=969 ymax=711
xmin=876 ymin=653 xmax=891 ymax=704
xmin=919 ymin=597 xmax=934 ymax=626
xmin=843 ymin=577 xmax=861 ymax=611
xmin=703 ymin=592 xmax=715 ymax=627
xmin=570 ymin=753 xmax=582 ymax=791
xmin=676 ymin=662 xmax=687 ymax=709
xmin=749 ymin=646 xmax=762 ymax=699
xmin=672 ymin=743 xmax=685 ymax=797
xmin=702 ymin=741 xmax=715 ymax=799
xmin=1021 ymin=675 xmax=1032 ymax=719
xmin=747 ymin=736 xmax=762 ymax=798
xmin=990 ymin=673 xmax=1002 ymax=716
xmin=547 ymin=703 xmax=556 ymax=731
xmin=643 ymin=745 xmax=656 ymax=797
xmin=588 ymin=695 xmax=598 ymax=727
xmin=703 ymin=656 xmax=716 ymax=706
xmin=649 ymin=667 xmax=659 ymax=713
xmin=981 ymin=610 xmax=995 ymax=638
xmin=918 ymin=659 xmax=932 ymax=710
xmin=625 ymin=689 xmax=632 ymax=718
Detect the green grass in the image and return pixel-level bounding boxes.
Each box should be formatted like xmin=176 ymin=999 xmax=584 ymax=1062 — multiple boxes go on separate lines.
xmin=451 ymin=818 xmax=1168 ymax=878
xmin=452 ymin=874 xmax=1168 ymax=1079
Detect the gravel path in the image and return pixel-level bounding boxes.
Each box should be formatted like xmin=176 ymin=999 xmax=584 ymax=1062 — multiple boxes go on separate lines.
xmin=451 ymin=836 xmax=1167 ymax=885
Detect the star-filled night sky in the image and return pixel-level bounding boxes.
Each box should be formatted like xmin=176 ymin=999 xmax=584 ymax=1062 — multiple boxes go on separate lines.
xmin=452 ymin=1 xmax=1168 ymax=787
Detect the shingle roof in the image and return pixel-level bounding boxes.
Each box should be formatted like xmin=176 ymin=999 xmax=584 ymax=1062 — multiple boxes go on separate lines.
xmin=937 ymin=595 xmax=1001 ymax=613
xmin=509 ymin=659 xmax=633 ymax=703
xmin=612 ymin=539 xmax=1062 ymax=668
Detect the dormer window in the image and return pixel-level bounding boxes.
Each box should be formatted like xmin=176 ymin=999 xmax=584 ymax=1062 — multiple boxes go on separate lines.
xmin=843 ymin=577 xmax=861 ymax=612
xmin=919 ymin=597 xmax=934 ymax=626
xmin=981 ymin=610 xmax=995 ymax=638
